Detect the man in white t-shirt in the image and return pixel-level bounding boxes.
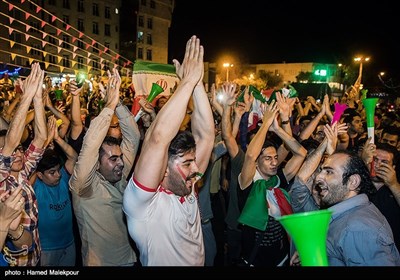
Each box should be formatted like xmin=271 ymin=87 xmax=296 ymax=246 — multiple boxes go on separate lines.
xmin=123 ymin=35 xmax=215 ymax=266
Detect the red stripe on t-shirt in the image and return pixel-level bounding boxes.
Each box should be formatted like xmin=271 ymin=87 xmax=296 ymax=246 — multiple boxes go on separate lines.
xmin=132 ymin=177 xmax=157 ymax=192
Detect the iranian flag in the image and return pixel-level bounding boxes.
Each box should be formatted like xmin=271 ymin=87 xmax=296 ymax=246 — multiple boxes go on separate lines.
xmin=131 ymin=60 xmax=179 ymax=115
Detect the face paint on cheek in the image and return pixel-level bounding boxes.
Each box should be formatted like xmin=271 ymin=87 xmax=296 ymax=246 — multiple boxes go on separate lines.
xmin=176 ymin=164 xmax=201 ymax=189
xmin=176 ymin=164 xmax=187 ymax=180
xmin=176 ymin=164 xmax=190 ymax=189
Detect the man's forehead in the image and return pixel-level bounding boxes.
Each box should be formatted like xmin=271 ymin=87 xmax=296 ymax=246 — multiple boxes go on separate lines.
xmin=324 ymin=153 xmax=345 ymax=166
xmin=175 ymin=150 xmax=196 ymax=161
xmin=260 ymin=146 xmax=277 ymax=157
xmin=376 ymin=149 xmax=394 ymax=159
xmin=111 ymin=114 xmax=119 ymax=122
xmin=104 ymin=146 xmax=122 ymax=156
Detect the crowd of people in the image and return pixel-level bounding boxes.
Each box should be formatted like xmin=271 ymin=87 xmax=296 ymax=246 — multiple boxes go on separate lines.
xmin=1 ymin=35 xmax=400 ymax=267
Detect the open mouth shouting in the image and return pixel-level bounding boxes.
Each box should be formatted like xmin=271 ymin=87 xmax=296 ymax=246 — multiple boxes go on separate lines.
xmin=314 ymin=181 xmax=328 ymax=198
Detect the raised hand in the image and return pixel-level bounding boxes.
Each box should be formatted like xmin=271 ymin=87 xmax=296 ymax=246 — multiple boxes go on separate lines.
xmin=104 ymin=68 xmax=121 ymax=107
xmin=234 ymin=102 xmax=247 ymax=119
xmin=172 ymin=35 xmax=204 ymax=86
xmin=43 ymin=90 xmax=53 ymax=108
xmin=139 ymin=98 xmax=156 ymax=115
xmin=337 ymin=119 xmax=349 ymax=143
xmin=324 ymin=122 xmax=339 ymax=155
xmin=55 ymin=103 xmax=66 ymax=114
xmin=46 ymin=116 xmax=56 ymax=144
xmin=20 ymin=62 xmax=44 ymax=101
xmin=34 ymin=64 xmax=45 ymax=99
xmin=275 ymin=91 xmax=292 ymax=121
xmin=262 ymin=100 xmax=279 ymax=129
xmin=307 ymin=95 xmax=316 ymax=104
xmin=361 ymin=137 xmax=375 ymax=165
xmin=244 ymin=87 xmax=254 ymax=112
xmin=50 ymin=116 xmax=61 ymax=141
xmin=376 ymin=160 xmax=398 ymax=187
xmin=219 ymin=82 xmax=237 ymax=107
xmin=0 ymin=185 xmax=25 ymax=231
xmin=69 ymin=79 xmax=83 ymax=97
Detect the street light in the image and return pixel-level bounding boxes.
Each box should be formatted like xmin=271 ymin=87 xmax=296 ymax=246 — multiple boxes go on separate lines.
xmin=354 ymin=56 xmax=370 ymax=63
xmin=353 ymin=56 xmax=370 ymax=91
xmin=249 ymin=73 xmax=254 ymax=80
xmin=223 ymin=63 xmax=233 ymax=82
xmin=354 ymin=56 xmax=370 ymax=78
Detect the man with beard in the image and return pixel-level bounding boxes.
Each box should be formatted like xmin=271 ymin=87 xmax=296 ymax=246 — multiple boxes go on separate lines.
xmin=292 ymin=150 xmax=400 ymax=266
xmin=290 ymin=122 xmax=347 ymax=214
xmin=123 ymin=36 xmax=215 ymax=266
xmin=361 ymin=141 xmax=400 ymax=251
xmin=69 ymin=69 xmax=140 ymax=266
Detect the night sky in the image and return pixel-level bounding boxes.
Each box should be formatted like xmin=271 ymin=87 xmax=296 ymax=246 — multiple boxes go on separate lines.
xmin=168 ymin=0 xmax=398 ymax=86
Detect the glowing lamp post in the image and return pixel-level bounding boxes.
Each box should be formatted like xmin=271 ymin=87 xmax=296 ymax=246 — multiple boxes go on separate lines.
xmin=353 ymin=56 xmax=370 ymax=83
xmin=354 ymin=56 xmax=370 ymax=63
xmin=223 ymin=63 xmax=233 ymax=82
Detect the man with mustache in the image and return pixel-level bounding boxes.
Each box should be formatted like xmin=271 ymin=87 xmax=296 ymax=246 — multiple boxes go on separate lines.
xmin=123 ymin=35 xmax=215 ymax=266
xmin=69 ymin=69 xmax=140 ymax=266
xmin=291 ymin=147 xmax=400 ymax=266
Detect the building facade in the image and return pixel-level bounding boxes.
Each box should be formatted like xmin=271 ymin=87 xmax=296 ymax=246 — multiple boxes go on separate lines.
xmin=0 ymin=0 xmax=123 ymax=78
xmin=120 ymin=0 xmax=175 ymax=65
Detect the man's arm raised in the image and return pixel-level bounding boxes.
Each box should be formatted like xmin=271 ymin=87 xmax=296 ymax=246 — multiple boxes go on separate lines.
xmin=191 ymin=82 xmax=215 ymax=175
xmin=31 ymin=64 xmax=47 ymax=149
xmin=133 ymin=35 xmax=204 ymax=190
xmin=2 ymin=63 xmax=42 ymax=156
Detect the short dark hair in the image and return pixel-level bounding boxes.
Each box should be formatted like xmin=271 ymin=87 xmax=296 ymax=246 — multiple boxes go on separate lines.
xmin=335 ymin=150 xmax=376 ymax=196
xmin=382 ymin=125 xmax=400 ymax=138
xmin=261 ymin=139 xmax=278 ymax=151
xmin=257 ymin=140 xmax=278 ymax=160
xmin=343 ymin=109 xmax=361 ymax=124
xmin=99 ymin=136 xmax=122 ymax=158
xmin=37 ymin=149 xmax=61 ymax=173
xmin=168 ymin=130 xmax=196 ymax=160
